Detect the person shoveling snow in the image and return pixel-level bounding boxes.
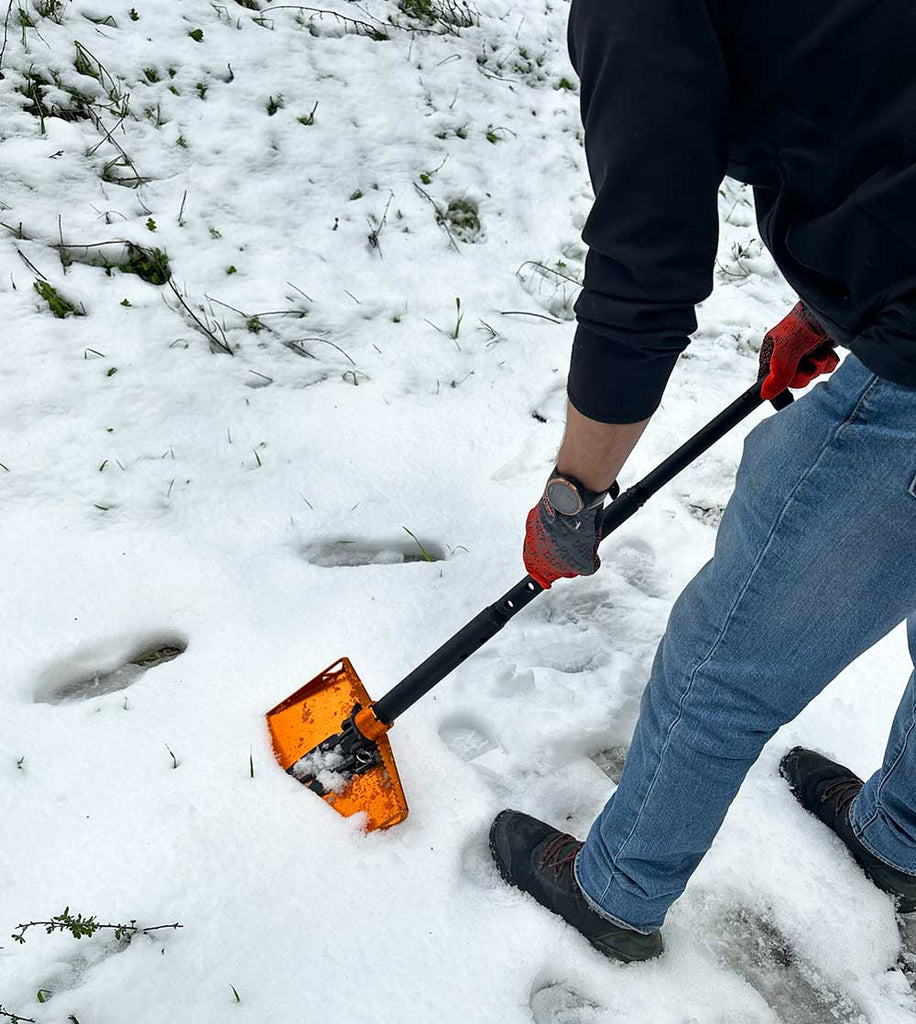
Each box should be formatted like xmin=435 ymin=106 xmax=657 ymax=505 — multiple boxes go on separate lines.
xmin=489 ymin=0 xmax=916 ymax=962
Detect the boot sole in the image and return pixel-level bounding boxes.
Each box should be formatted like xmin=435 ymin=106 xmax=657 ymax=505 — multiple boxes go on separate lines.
xmin=778 ymin=746 xmax=805 ymax=800
xmin=488 ymin=810 xmax=520 ymax=890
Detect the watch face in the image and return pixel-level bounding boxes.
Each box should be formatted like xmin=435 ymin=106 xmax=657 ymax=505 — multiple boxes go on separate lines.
xmin=546 ymin=477 xmax=583 ymax=516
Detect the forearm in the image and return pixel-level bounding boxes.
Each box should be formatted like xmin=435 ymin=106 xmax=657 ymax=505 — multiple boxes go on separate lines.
xmin=556 ymin=401 xmax=650 ymax=493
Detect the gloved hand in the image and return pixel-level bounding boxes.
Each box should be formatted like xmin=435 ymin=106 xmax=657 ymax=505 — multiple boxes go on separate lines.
xmin=523 ymin=473 xmax=615 ymax=589
xmin=758 ymin=301 xmax=839 ymax=401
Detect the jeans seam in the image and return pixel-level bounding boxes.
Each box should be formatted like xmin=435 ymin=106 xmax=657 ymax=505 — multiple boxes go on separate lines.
xmin=855 ymin=687 xmax=916 ymax=835
xmin=596 ymin=373 xmax=881 ymax=904
xmin=850 ymin=798 xmax=916 ymax=875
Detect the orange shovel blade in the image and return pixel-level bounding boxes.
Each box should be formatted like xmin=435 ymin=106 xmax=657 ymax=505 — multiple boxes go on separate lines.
xmin=266 ymin=658 xmax=408 ymax=832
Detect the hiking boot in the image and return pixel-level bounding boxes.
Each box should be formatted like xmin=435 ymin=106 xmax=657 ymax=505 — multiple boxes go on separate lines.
xmin=780 ymin=746 xmax=916 ymax=913
xmin=488 ymin=809 xmax=663 ymax=963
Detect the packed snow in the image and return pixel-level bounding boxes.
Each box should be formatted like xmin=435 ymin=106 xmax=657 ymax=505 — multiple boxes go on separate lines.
xmin=1 ymin=1 xmax=915 ymax=1022
xmin=286 ymin=744 xmax=349 ymax=792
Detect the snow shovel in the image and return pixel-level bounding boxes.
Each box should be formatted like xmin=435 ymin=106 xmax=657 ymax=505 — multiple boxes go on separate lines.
xmin=266 ymin=380 xmax=793 ymax=831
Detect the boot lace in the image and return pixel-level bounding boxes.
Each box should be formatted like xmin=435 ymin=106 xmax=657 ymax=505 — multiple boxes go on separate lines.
xmin=539 ymin=833 xmax=583 ymax=882
xmin=821 ymin=777 xmax=863 ymax=820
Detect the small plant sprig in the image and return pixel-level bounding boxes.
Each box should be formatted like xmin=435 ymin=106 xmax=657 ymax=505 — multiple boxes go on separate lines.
xmin=166 ymin=281 xmax=233 ymax=355
xmin=35 ymin=0 xmax=65 ymax=22
xmin=412 ymin=183 xmax=458 ymax=252
xmin=402 ymin=526 xmax=435 ymax=563
xmin=452 ymin=296 xmax=464 ymax=339
xmin=0 ymin=1006 xmax=35 ymax=1023
xmin=440 ymin=198 xmax=480 ymax=242
xmin=297 ymin=101 xmax=318 ymax=126
xmin=11 ymin=908 xmax=182 ymax=945
xmin=46 ymin=240 xmax=170 ymax=286
xmin=367 ymin=192 xmax=394 ymax=254
xmin=33 ymin=280 xmax=84 ymax=318
xmin=397 ymin=0 xmax=477 ymax=34
xmin=266 ymin=6 xmax=388 ymax=40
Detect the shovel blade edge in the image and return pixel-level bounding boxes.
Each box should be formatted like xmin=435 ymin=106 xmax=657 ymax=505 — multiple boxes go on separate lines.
xmin=266 ymin=657 xmax=408 ymax=832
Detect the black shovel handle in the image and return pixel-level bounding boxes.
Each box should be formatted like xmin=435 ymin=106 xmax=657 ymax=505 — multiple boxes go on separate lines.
xmin=372 ymin=382 xmax=790 ymax=725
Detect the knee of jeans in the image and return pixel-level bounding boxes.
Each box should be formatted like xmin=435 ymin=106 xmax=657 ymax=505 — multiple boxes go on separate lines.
xmin=676 ymin=693 xmax=780 ymax=764
xmin=640 ymin=655 xmax=776 ymax=763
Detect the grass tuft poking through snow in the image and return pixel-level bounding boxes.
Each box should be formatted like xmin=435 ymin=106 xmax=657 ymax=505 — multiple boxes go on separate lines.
xmin=32 ymin=280 xmax=84 ymax=318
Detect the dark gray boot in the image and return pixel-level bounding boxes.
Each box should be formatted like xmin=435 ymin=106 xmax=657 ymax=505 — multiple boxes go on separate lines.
xmin=780 ymin=746 xmax=916 ymax=913
xmin=489 ymin=809 xmax=663 ymax=963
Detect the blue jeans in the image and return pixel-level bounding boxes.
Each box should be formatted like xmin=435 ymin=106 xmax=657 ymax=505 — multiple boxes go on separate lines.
xmin=575 ymin=354 xmax=916 ymax=933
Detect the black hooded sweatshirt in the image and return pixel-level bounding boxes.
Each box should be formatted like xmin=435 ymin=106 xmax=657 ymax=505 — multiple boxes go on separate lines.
xmin=566 ymin=0 xmax=916 ymax=422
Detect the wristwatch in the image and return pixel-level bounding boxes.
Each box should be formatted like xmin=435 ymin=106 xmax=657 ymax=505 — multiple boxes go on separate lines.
xmin=545 ymin=468 xmax=613 ymax=517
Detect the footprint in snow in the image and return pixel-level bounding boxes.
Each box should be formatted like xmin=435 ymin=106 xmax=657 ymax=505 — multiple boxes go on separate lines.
xmin=35 ymin=636 xmax=187 ymax=704
xmin=34 ymin=931 xmax=131 ymax=999
xmin=706 ymin=904 xmax=867 ymax=1024
xmin=460 ymin=832 xmax=502 ymax=892
xmin=491 ymin=665 xmax=537 ymax=698
xmin=524 ymin=643 xmax=598 ymax=676
xmin=438 ymin=714 xmax=515 ymax=796
xmin=684 ymin=497 xmax=727 ymax=528
xmin=893 ymin=913 xmax=916 ymax=987
xmin=438 ymin=713 xmax=498 ymax=762
xmin=529 ymin=981 xmax=604 ymax=1024
xmin=589 ymin=745 xmax=629 ymax=785
xmin=300 ymin=536 xmax=446 ymax=567
xmin=613 ymin=538 xmax=667 ymax=600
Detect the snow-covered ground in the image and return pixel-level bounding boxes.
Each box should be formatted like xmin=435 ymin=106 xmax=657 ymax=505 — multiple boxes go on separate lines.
xmin=1 ymin=1 xmax=915 ymax=1022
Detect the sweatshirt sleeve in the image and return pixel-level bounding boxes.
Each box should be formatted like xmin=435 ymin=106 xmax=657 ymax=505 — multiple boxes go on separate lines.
xmin=566 ymin=0 xmax=729 ymax=423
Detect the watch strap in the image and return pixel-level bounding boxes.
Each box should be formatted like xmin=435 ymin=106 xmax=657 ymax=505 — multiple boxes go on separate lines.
xmin=547 ymin=467 xmax=609 ymax=515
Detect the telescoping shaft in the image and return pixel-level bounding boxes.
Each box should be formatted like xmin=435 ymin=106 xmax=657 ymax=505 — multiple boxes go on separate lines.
xmin=372 ymin=380 xmax=777 ymax=726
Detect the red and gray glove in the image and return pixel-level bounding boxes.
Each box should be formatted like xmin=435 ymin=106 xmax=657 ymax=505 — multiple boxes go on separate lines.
xmin=523 ymin=471 xmax=617 ymax=589
xmin=758 ymin=302 xmax=839 ymax=401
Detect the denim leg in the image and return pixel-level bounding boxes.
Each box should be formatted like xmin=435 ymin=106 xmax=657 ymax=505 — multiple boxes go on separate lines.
xmin=850 ymin=617 xmax=916 ymax=874
xmin=575 ymin=356 xmax=916 ymax=932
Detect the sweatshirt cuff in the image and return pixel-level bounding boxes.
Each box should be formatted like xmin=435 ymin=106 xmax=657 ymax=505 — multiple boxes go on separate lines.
xmin=567 ymin=324 xmax=683 ymax=423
